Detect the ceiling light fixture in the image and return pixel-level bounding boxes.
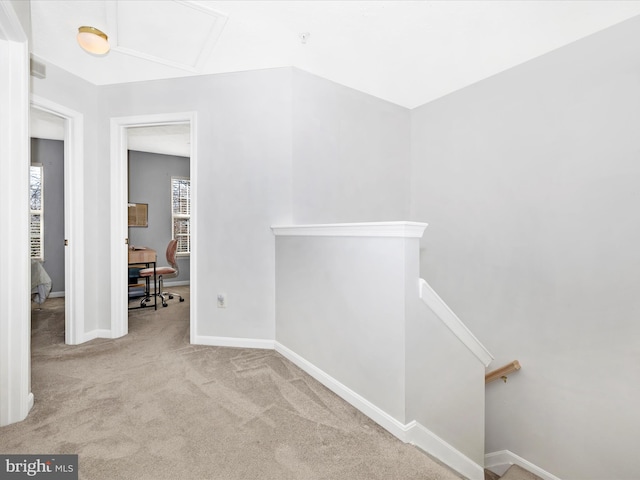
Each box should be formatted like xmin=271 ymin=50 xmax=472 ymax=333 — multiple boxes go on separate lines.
xmin=77 ymin=26 xmax=110 ymax=55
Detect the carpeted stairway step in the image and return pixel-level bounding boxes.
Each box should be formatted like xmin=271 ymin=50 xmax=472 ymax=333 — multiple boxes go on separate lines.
xmin=485 ymin=465 xmax=544 ymax=480
xmin=485 ymin=468 xmax=501 ymax=480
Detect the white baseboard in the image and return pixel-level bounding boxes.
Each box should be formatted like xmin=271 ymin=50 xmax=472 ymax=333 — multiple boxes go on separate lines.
xmin=485 ymin=450 xmax=562 ymax=480
xmin=193 ymin=335 xmax=274 ymax=350
xmin=27 ymin=392 xmax=34 ymax=412
xmin=274 ymin=342 xmax=410 ymax=441
xmin=49 ymin=291 xmax=65 ymax=298
xmin=407 ymin=422 xmax=484 ymax=480
xmin=59 ymin=325 xmax=485 ymax=480
xmin=275 ymin=342 xmax=483 ymax=480
xmin=79 ymin=329 xmax=114 ymax=343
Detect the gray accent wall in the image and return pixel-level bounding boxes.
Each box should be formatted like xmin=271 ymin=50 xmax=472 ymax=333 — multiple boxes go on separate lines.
xmin=31 ymin=138 xmax=65 ymax=294
xmin=128 ymin=150 xmax=190 ymax=282
xmin=410 ymin=15 xmax=640 ymax=480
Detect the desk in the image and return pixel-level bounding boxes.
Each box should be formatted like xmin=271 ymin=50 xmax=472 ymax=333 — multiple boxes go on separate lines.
xmin=128 ymin=247 xmax=157 ymax=310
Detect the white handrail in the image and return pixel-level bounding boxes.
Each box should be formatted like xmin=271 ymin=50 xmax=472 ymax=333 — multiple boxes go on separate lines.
xmin=419 ymin=278 xmax=494 ymax=367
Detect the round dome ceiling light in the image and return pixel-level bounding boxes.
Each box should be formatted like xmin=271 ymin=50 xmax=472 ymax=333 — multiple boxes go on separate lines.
xmin=77 ymin=26 xmax=110 ymax=55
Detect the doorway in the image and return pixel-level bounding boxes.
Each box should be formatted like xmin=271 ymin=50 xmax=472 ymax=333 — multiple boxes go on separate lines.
xmin=30 ymin=96 xmax=85 ymax=346
xmin=127 ymin=125 xmax=191 ymax=308
xmin=29 ymin=108 xmax=65 ymax=314
xmin=110 ymin=112 xmax=197 ymax=342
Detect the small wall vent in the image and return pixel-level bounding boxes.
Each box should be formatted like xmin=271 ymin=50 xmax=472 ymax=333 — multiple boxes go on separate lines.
xmin=30 ymin=58 xmax=46 ymax=79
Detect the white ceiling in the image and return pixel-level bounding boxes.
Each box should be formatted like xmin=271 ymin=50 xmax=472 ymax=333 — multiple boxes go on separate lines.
xmin=28 ymin=1 xmax=640 ymax=154
xmin=30 ymin=0 xmax=640 ymax=109
xmin=127 ymin=124 xmax=191 ymax=157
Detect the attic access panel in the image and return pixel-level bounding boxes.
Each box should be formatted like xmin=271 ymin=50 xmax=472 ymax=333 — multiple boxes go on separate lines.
xmin=107 ymin=0 xmax=228 ymax=72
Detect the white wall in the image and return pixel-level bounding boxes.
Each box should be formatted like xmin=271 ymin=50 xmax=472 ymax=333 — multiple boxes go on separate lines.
xmin=34 ymin=65 xmax=292 ymax=340
xmin=9 ymin=0 xmax=29 ymax=39
xmin=275 ymin=234 xmax=408 ymax=421
xmin=292 ymin=69 xmax=411 ymax=223
xmin=28 ymin=22 xmax=640 ymax=476
xmin=30 ymin=64 xmax=414 ymax=344
xmin=31 ymin=62 xmax=100 ymax=334
xmin=0 ymin=0 xmax=31 ymax=426
xmin=99 ymin=68 xmax=293 ymax=340
xmin=274 ymin=223 xmax=487 ymax=479
xmin=410 ymin=16 xmax=640 ymax=480
xmin=406 ymin=301 xmax=486 ymax=467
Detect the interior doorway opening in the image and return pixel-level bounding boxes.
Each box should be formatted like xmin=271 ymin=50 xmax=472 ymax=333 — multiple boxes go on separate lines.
xmin=29 ymin=108 xmax=65 ymax=313
xmin=110 ymin=112 xmax=197 ymax=343
xmin=30 ymin=96 xmax=85 ymax=346
xmin=126 ymin=124 xmax=192 ymax=311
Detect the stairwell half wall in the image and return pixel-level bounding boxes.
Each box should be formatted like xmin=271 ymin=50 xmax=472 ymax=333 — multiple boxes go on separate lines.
xmin=273 ymin=222 xmax=489 ymax=480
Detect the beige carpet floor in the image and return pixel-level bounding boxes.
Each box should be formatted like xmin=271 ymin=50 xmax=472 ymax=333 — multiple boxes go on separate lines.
xmin=1 ymin=287 xmax=462 ymax=480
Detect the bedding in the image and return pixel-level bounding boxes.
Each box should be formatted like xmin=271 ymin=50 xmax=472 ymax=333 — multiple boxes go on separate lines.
xmin=31 ymin=259 xmax=52 ymax=304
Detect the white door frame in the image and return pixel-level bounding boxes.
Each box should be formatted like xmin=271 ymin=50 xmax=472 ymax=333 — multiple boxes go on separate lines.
xmin=110 ymin=112 xmax=197 ymax=341
xmin=30 ymin=96 xmax=85 ymax=345
xmin=0 ymin=0 xmax=32 ymax=426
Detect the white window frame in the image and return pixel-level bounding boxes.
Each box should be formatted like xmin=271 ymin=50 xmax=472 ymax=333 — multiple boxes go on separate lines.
xmin=30 ymin=163 xmax=44 ymax=260
xmin=171 ymin=176 xmax=190 ymax=256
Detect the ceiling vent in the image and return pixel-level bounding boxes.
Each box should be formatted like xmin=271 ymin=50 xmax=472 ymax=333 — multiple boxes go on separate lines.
xmin=30 ymin=58 xmax=46 ymax=79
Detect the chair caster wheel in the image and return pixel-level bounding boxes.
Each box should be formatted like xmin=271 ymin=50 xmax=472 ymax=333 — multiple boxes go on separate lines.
xmin=179 ymin=298 xmax=185 ymax=302
xmin=141 ymin=304 xmax=146 ymax=308
xmin=162 ymin=303 xmax=168 ymax=307
xmin=168 ymin=295 xmax=174 ymax=299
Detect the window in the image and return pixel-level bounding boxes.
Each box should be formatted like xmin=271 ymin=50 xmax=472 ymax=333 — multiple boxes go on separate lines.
xmin=30 ymin=164 xmax=44 ymax=259
xmin=171 ymin=176 xmax=190 ymax=255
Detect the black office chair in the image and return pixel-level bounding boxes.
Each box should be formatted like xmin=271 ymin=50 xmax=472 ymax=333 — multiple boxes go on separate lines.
xmin=139 ymin=239 xmax=185 ymax=307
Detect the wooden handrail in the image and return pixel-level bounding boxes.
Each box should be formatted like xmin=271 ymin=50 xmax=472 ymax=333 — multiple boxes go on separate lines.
xmin=485 ymin=360 xmax=521 ymax=384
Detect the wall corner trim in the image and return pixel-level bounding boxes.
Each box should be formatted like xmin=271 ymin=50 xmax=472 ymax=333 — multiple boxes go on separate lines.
xmin=484 ymin=450 xmax=562 ymax=480
xmin=271 ymin=221 xmax=428 ymax=238
xmin=419 ymin=278 xmax=494 ymax=367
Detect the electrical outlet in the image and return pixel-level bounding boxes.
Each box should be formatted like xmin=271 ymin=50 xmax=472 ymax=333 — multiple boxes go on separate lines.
xmin=217 ymin=293 xmax=227 ymax=308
